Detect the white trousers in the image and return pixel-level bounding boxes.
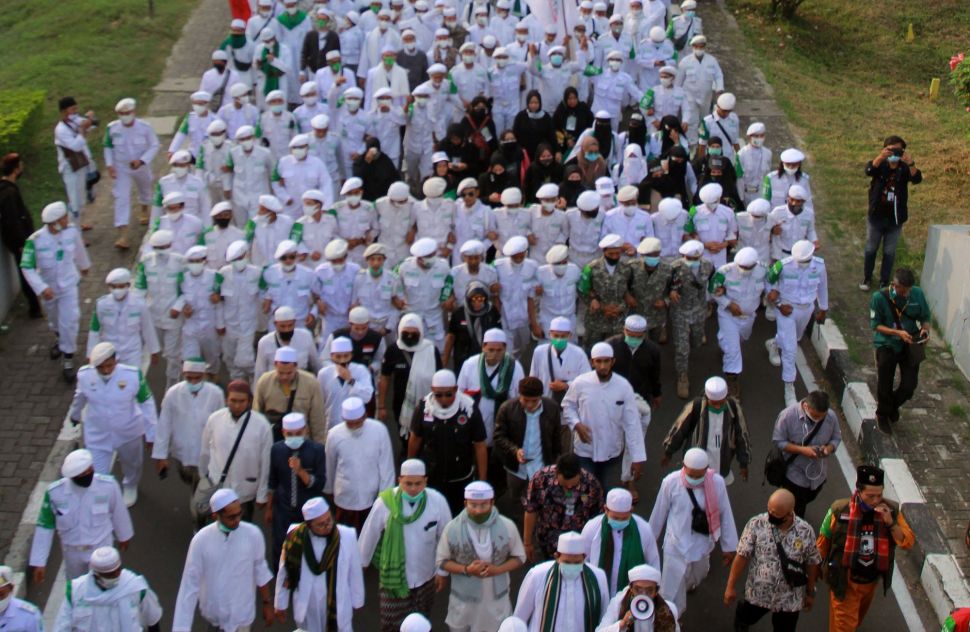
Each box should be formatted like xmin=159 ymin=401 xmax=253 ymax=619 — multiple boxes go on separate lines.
xmin=88 ymin=436 xmax=144 ymax=489
xmin=660 ymin=550 xmax=710 ymax=617
xmin=45 ymin=286 xmax=80 ymax=354
xmin=775 ymin=303 xmax=814 ymax=383
xmin=222 ymin=332 xmax=256 ymax=380
xmin=231 ymin=190 xmax=260 ymax=227
xmin=62 ymin=533 xmax=113 ymax=580
xmin=156 ymin=326 xmax=182 ymax=385
xmin=502 ymin=324 xmax=532 ymax=361
xmin=716 ymin=310 xmax=755 ymax=374
xmin=183 ymin=329 xmax=222 ymax=375
xmin=419 ymin=309 xmax=445 ymax=352
xmin=111 ymin=165 xmax=153 ymax=227
xmin=62 ymin=168 xmax=87 ymax=220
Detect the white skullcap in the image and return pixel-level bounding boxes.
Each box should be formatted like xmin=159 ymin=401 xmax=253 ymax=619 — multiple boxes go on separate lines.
xmin=302 ymin=497 xmax=330 ymax=520
xmin=274 ymin=346 xmax=299 ymax=363
xmin=423 ymin=177 xmax=447 ymax=198
xmin=787 ymin=184 xmax=808 ymax=201
xmin=679 ymin=240 xmax=704 ymax=257
xmin=185 ymin=245 xmax=207 ymax=261
xmin=42 ymin=201 xmax=68 ymax=223
xmin=690 ymin=34 xmax=707 ymax=46
xmin=618 ymin=185 xmax=638 ymax=203
xmin=705 ymin=376 xmax=728 ymax=400
xmin=412 ymin=84 xmax=432 ymax=97
xmin=400 ymin=613 xmax=432 ymax=632
xmin=349 ymin=306 xmax=370 ymax=324
xmin=282 ymin=412 xmax=306 ymax=431
xmin=401 ymin=28 xmax=416 ymax=39
xmin=595 ymin=177 xmax=614 ymax=195
xmin=557 ymin=531 xmax=585 ymax=554
xmin=792 ymin=240 xmax=815 ymax=262
xmin=734 ymin=247 xmax=759 ymax=267
xmin=457 ymin=177 xmax=478 ymax=194
xmin=89 ymin=547 xmax=121 ymax=573
xmin=649 ymin=26 xmax=666 ymax=42
xmin=497 ymin=0 xmax=512 ymax=8
xmin=628 ymin=564 xmax=662 ymax=584
xmin=549 ymin=45 xmax=567 ymax=58
xmin=207 ymin=119 xmax=227 ymax=134
xmin=311 ymin=114 xmax=329 ymax=130
xmin=460 ymin=239 xmax=485 ymax=256
xmin=594 ymin=0 xmax=607 ymax=8
xmin=606 ymin=487 xmax=633 ymax=512
xmin=683 ymin=447 xmax=709 ymax=469
xmin=114 ymin=98 xmax=136 ymax=112
xmin=716 ymin=92 xmax=736 ymax=110
xmin=659 ymin=197 xmax=684 ymax=220
xmin=459 ymin=42 xmax=476 ymax=53
xmin=388 ymin=181 xmax=410 ymax=202
xmin=536 ymin=183 xmax=559 ymax=199
xmin=229 ymin=17 xmax=246 ymax=28
xmin=260 ymin=28 xmax=276 ymax=41
xmin=400 ymin=459 xmax=427 ymax=476
xmin=163 ymin=191 xmax=185 ymax=207
xmin=342 ymin=396 xmax=366 ymax=420
xmin=431 ymin=151 xmax=449 ymax=164
xmin=483 ymin=328 xmax=507 ymax=344
xmin=331 ymin=336 xmax=354 ymax=353
xmin=230 ymin=83 xmax=250 ymax=98
xmin=341 ymin=177 xmax=364 ymax=194
xmin=637 ymin=236 xmax=662 ymax=255
xmin=288 ymin=134 xmax=310 ymax=148
xmin=577 ymin=190 xmax=600 ymax=211
xmin=212 ymin=49 xmax=230 ymax=61
xmin=374 ymin=86 xmax=393 ymax=99
xmin=210 ymin=200 xmax=233 ymax=217
xmin=259 ymin=194 xmax=282 ymax=212
xmin=503 ymin=236 xmax=529 ymax=256
xmin=210 ymin=487 xmax=239 ymax=512
xmin=497 ymin=617 xmax=529 ymax=632
xmin=428 ymin=62 xmax=447 ymax=74
xmin=325 ymin=50 xmax=341 ymax=62
xmin=299 ymin=81 xmax=318 ymax=97
xmin=493 ymin=46 xmax=508 ymax=57
xmin=609 ymin=14 xmax=623 ymax=24
xmin=780 ymin=148 xmax=804 ymax=163
xmin=606 ymin=50 xmax=623 ymax=61
xmin=624 ymin=314 xmax=647 ymax=333
xmin=681 ymin=0 xmax=697 ymax=7
xmin=747 ymin=122 xmax=766 ymax=136
xmin=590 ymin=342 xmax=613 ymax=359
xmin=746 ymin=198 xmax=771 ymax=217
xmin=659 ymin=64 xmax=677 ymax=75
xmin=499 ymin=188 xmax=522 ymax=207
xmin=62 ymin=448 xmax=94 ymax=478
xmin=364 ymin=243 xmax=387 ymax=258
xmin=325 ymin=238 xmax=349 ymax=260
xmin=699 ymin=183 xmax=723 ymax=204
xmin=543 ymin=22 xmax=556 ymax=34
xmin=274 ymin=239 xmax=298 ymax=259
xmin=549 ymin=316 xmax=572 ymax=333
xmin=235 ymin=123 xmax=255 ymax=139
xmin=302 ymin=189 xmax=326 ymax=205
xmin=546 ymin=244 xmax=569 ymax=264
xmin=482 ymin=35 xmax=497 ymax=48
xmin=182 ymin=358 xmax=207 ymax=373
xmin=191 ymin=90 xmax=211 ymax=103
xmin=274 ymin=305 xmax=296 ymax=322
xmin=105 ymin=268 xmax=131 ymax=285
xmin=431 ymin=369 xmax=457 ymax=388
xmin=598 ymin=233 xmax=623 ymax=249
xmin=0 ymin=566 xmax=12 ymax=588
xmin=464 ymin=480 xmax=494 ymax=500
xmin=410 ymin=237 xmax=437 ymax=258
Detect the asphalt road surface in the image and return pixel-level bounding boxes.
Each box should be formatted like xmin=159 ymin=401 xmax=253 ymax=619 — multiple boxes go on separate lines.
xmin=27 ymin=312 xmax=909 ymax=631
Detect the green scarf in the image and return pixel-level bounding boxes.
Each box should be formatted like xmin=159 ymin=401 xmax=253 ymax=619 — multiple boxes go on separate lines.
xmin=478 ymin=353 xmax=514 ymax=405
xmin=539 ymin=563 xmax=602 ymax=632
xmin=598 ymin=516 xmax=644 ymax=593
xmin=376 ymin=487 xmax=427 ymax=598
xmin=261 ymin=42 xmax=283 ymax=95
xmin=282 ymin=522 xmax=341 ymax=628
xmin=277 ymin=10 xmax=307 ymax=30
xmin=223 ymin=33 xmax=247 ymax=49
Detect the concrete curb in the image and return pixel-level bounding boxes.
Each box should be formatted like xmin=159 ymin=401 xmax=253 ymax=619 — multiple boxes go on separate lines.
xmin=812 ymin=319 xmax=970 ymax=623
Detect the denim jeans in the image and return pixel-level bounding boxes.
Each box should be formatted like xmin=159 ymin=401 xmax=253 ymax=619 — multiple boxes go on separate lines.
xmin=863 ymin=219 xmax=902 ymax=286
xmin=576 ymin=455 xmax=622 ymax=489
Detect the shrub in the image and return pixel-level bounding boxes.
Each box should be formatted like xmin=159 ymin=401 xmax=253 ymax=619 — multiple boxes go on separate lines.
xmin=0 ymin=89 xmax=46 ymax=155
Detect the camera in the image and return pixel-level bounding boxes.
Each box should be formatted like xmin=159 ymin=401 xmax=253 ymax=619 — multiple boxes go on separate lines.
xmin=891 ymin=147 xmax=904 ymax=157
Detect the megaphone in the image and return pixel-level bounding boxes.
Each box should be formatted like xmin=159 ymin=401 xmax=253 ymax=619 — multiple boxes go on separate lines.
xmin=630 ymin=594 xmax=655 ymax=621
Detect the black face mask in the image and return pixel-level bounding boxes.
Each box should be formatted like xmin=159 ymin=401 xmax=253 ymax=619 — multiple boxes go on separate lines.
xmin=213 ymin=63 xmax=227 ymax=74
xmin=604 ymin=255 xmax=621 ymax=266
xmin=539 ymin=158 xmax=553 ymax=166
xmin=789 ymin=204 xmax=804 ymax=215
xmin=214 ymin=218 xmax=231 ymax=228
xmin=582 ymin=210 xmax=599 ymax=219
xmin=278 ymin=330 xmax=294 ymax=342
xmin=72 ymin=472 xmax=94 ymax=488
xmin=401 ymin=332 xmax=421 ymax=346
xmin=767 ymin=513 xmax=787 ymax=526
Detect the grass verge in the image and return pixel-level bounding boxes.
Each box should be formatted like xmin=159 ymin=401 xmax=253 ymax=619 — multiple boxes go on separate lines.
xmin=0 ymin=0 xmax=199 ymax=220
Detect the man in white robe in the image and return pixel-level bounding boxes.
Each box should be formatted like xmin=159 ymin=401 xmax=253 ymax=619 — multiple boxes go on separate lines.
xmin=456 ymin=328 xmax=524 ymax=446
xmin=529 ymin=317 xmax=590 ymax=401
xmin=317 ymin=337 xmax=375 ymax=434
xmin=596 ymin=564 xmax=681 ymax=631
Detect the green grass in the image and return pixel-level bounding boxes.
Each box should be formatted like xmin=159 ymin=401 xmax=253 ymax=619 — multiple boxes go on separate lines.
xmin=0 ymin=0 xmax=199 ymax=220
xmin=948 ymin=403 xmax=966 ymax=418
xmin=728 ymin=0 xmax=970 ymax=275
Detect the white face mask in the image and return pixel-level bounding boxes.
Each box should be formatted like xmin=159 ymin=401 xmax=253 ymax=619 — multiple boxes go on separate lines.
xmin=750 ymin=137 xmax=764 ymax=148
xmin=240 ymin=138 xmax=255 ymax=150
xmin=192 ymin=104 xmax=208 ymax=115
xmin=516 ymin=32 xmax=527 ymax=43
xmin=404 ymin=42 xmax=416 ymax=53
xmin=623 ymin=204 xmax=635 ymax=216
xmin=346 ymin=193 xmax=362 ymax=206
xmin=111 ymin=288 xmax=129 ymax=300
xmin=426 ymin=196 xmax=441 ymax=209
xmin=704 ymin=201 xmax=718 ymax=211
xmin=172 ymin=166 xmax=189 ymax=178
xmin=271 ymin=103 xmax=285 ymax=114
xmin=784 ymin=165 xmax=799 ymax=176
xmin=608 ymin=60 xmax=622 ymax=71
xmin=660 ymin=76 xmax=673 ymax=88
xmin=303 ymin=95 xmax=319 ymax=106
xmin=282 ymin=262 xmax=297 ymax=272
xmin=495 ymin=58 xmax=508 ymax=68
xmin=552 ymin=263 xmax=567 ymax=276
xmin=119 ymin=114 xmax=135 ymax=125
xmin=303 ymin=203 xmax=319 ymax=215
xmin=414 ymin=97 xmax=428 ymax=107
xmin=96 ymin=575 xmax=121 ymax=590
xmin=168 ymin=209 xmax=183 ymax=221
xmin=187 ymin=261 xmax=205 ymax=275
xmin=541 ymin=200 xmax=555 ymax=212
xmin=232 ymin=258 xmax=248 ymax=271
xmin=476 ymin=16 xmax=487 ymax=25
xmin=292 ymin=146 xmax=309 ymax=159
xmin=378 ymin=20 xmax=389 ymax=31
xmin=0 ymin=594 xmax=10 ymax=613
xmin=331 ymin=262 xmax=345 ymax=272
xmin=346 ymin=99 xmax=361 ymax=112
xmin=693 ymin=48 xmax=705 ymax=59
xmin=438 ymin=39 xmax=449 ymax=48
xmin=286 ymin=4 xmax=298 ymax=13
xmin=210 ymin=134 xmax=226 ymax=147
xmin=462 ymin=54 xmax=475 ymax=64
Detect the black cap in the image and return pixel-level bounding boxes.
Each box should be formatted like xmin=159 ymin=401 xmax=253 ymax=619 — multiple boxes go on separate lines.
xmin=856 ymin=464 xmax=884 ymax=489
xmin=59 ymin=96 xmax=77 ymax=111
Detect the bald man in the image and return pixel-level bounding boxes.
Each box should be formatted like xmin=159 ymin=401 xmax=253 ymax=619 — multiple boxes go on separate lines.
xmin=724 ymin=489 xmax=821 ymax=631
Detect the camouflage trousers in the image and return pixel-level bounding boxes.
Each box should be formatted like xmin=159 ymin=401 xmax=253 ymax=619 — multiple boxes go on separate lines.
xmin=672 ymin=309 xmax=706 ymax=374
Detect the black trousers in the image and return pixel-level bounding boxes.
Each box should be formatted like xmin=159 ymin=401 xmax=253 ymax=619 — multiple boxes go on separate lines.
xmin=735 ymin=600 xmax=800 ymax=631
xmin=782 ymin=478 xmax=824 ymax=518
xmin=875 ymin=346 xmax=920 ymax=422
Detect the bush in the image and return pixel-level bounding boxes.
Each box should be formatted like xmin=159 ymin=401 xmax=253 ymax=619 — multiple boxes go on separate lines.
xmin=949 ymin=54 xmax=970 ymax=108
xmin=0 ymin=89 xmax=46 ymax=156
xmin=770 ymin=0 xmax=807 ymax=19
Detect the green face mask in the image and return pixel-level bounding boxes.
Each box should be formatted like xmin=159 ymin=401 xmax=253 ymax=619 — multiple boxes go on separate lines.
xmin=550 ymin=337 xmax=568 ymax=351
xmin=708 ymin=403 xmax=727 ymax=413
xmin=369 ymin=266 xmax=383 ymax=277
xmin=229 ymin=33 xmax=247 ymax=47
xmin=624 ymin=335 xmax=643 ymax=349
xmin=317 ymin=19 xmax=329 ymax=29
xmin=469 ymin=510 xmax=491 ymax=524
xmin=402 ymin=490 xmax=425 ymax=503
xmin=331 ymin=62 xmax=342 ymax=73
xmin=217 ymin=521 xmax=237 ymax=534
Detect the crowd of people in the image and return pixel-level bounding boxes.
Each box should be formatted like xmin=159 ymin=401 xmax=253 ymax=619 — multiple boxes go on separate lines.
xmin=0 ymin=0 xmax=938 ymax=628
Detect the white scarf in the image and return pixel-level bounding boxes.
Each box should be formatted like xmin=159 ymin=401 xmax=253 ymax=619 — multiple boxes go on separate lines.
xmin=399 ymin=338 xmax=437 ymax=436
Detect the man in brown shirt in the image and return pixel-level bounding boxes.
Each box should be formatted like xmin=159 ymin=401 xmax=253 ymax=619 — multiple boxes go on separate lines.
xmin=253 ymin=346 xmax=326 ymax=442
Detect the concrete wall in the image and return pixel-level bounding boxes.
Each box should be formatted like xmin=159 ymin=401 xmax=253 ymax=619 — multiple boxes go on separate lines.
xmin=0 ymin=247 xmax=19 ymax=320
xmin=922 ymin=225 xmax=970 ymax=381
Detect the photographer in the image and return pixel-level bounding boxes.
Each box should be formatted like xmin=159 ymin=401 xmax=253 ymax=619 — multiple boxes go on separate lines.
xmin=55 ymin=97 xmax=96 ymax=230
xmin=861 ymin=136 xmax=921 ymax=291
xmin=870 ymin=267 xmax=930 ymax=434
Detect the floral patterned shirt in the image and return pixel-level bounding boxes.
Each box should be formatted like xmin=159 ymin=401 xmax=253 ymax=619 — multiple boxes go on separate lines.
xmin=736 ymin=513 xmax=822 ymax=612
xmin=525 ymin=465 xmax=604 ymax=556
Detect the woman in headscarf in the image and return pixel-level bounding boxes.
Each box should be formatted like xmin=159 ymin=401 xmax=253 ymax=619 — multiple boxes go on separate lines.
xmin=558 ymin=164 xmax=585 ymax=208
xmin=459 ymin=96 xmax=499 ymax=167
xmin=694 ymin=154 xmax=743 ymax=211
xmin=512 ymin=90 xmax=556 ymax=162
xmin=591 ymin=113 xmax=617 ymax=167
xmin=576 ymin=135 xmax=607 ymax=187
xmin=651 ymin=145 xmax=696 ymax=203
xmin=378 ymin=313 xmax=442 ymax=450
xmin=443 ymin=280 xmax=502 ymax=370
xmin=614 ymin=143 xmax=648 ymax=189
xmin=478 ymin=153 xmax=517 ymax=207
xmin=648 ymin=114 xmax=690 ymax=160
xmin=424 ymin=151 xmax=460 ymax=198
xmin=443 ymin=122 xmax=484 ymax=179
xmin=622 ymin=111 xmax=649 ymax=155
xmin=552 ymin=86 xmax=594 ymax=156
xmin=523 ymin=142 xmax=564 ymax=202
xmin=496 ymin=129 xmax=531 ymax=189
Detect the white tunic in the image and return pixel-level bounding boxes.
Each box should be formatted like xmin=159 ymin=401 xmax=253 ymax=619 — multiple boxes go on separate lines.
xmin=254 ymin=327 xmax=320 ymax=380
xmin=534 ymin=264 xmax=582 ymax=328
xmin=457 ymin=354 xmax=525 ymax=445
xmin=324 ymin=418 xmax=395 ymax=511
xmin=562 ymin=371 xmax=646 ymax=463
xmin=580 ymin=514 xmax=662 ymax=595
xmin=56 ymin=570 xmax=162 ymax=632
xmin=529 ymin=343 xmax=590 ymax=398
xmin=596 ymin=586 xmax=680 ymax=632
xmin=173 ymin=522 xmax=274 ymax=632
xmin=198 ymin=408 xmax=273 ymax=503
xmin=513 ymin=560 xmax=609 ymax=632
xmin=152 ymin=381 xmax=224 ymax=466
xmin=648 ymin=470 xmax=738 ymax=563
xmin=68 ymin=364 xmax=157 ymax=448
xmin=317 ymin=362 xmax=375 ymax=434
xmin=493 ymin=257 xmax=538 ymax=329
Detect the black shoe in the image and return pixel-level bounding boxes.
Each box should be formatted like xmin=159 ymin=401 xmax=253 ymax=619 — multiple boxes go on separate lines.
xmin=877 ymin=415 xmax=893 ymax=435
xmin=49 ymin=343 xmax=62 ymax=360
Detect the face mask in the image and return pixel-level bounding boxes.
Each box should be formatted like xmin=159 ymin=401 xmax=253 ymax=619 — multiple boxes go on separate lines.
xmin=738 ymin=266 xmax=754 ymax=277
xmin=541 ymin=200 xmax=556 ymax=212
xmin=187 ymin=262 xmax=205 ymax=275
xmin=346 ymin=193 xmax=362 ymax=206
xmin=550 ymin=337 xmax=568 ymax=351
xmin=282 ymin=262 xmax=296 ymax=272
xmin=643 ymin=255 xmax=660 ymax=267
xmin=304 ymin=203 xmax=322 ymax=216
xmin=331 ymin=262 xmax=345 ymax=272
xmin=331 ymin=62 xmax=343 ymax=73
xmin=584 ymin=151 xmax=599 ymax=161
xmin=259 ymin=9 xmax=271 ymax=17
xmin=0 ymin=595 xmax=10 ymax=613
xmin=303 ymin=95 xmax=319 ymax=107
xmin=516 ymin=33 xmax=527 ymax=43
xmin=414 ymin=97 xmax=428 ymax=107
xmin=856 ymin=498 xmax=873 ymax=512
xmin=559 ymin=563 xmax=583 ymax=579
xmin=496 ymin=58 xmax=508 ymax=68
xmin=172 ymin=166 xmax=189 ymax=178
xmin=767 ymin=513 xmax=787 ymax=526
xmin=660 ymin=76 xmax=674 ymax=88
xmin=379 ymin=20 xmax=389 ymax=31
xmin=783 ymin=165 xmax=799 ymax=176
xmin=292 ymin=147 xmax=308 ymax=159
xmin=402 ymin=490 xmax=426 ymax=502
xmin=270 ymin=103 xmax=286 ymax=114
xmin=887 ymin=155 xmax=901 ymax=164
xmin=369 ymin=265 xmax=383 ymax=277
xmin=401 ymin=331 xmax=421 ymax=346
xmin=192 ymin=104 xmax=208 ymax=115
xmin=96 ymin=575 xmax=121 ymax=590
xmin=187 ymin=381 xmax=205 ymax=393
xmin=317 ymin=19 xmax=329 ymax=29
xmin=119 ymin=114 xmax=135 ymax=125
xmin=683 ymin=10 xmax=695 ymax=18
xmin=346 ymin=99 xmax=361 ymax=112
xmin=71 ymin=472 xmax=95 ymax=488
xmin=111 ymin=288 xmax=128 ymax=300
xmin=217 ymin=520 xmax=237 ymax=534
xmin=426 ymin=196 xmax=441 ymax=209
xmin=286 ymin=4 xmax=299 ymax=14
xmin=550 ymin=54 xmax=564 ymax=66
xmin=476 ymin=16 xmax=487 ymax=25
xmin=604 ymin=255 xmax=620 ymax=266
xmin=210 ymin=134 xmax=226 ymax=147
xmin=708 ymin=147 xmax=722 ymax=156
xmin=751 ymin=137 xmax=764 ymax=148
xmin=285 ymin=436 xmax=305 ymax=450
xmin=232 ymin=258 xmax=248 ymax=272
xmin=438 ymin=39 xmax=449 ymax=48
xmin=687 ymin=259 xmax=701 ymax=270
xmin=552 ymin=263 xmax=568 ymax=276
xmin=789 ymin=203 xmax=804 ymax=215
xmin=404 ymin=42 xmax=417 ymax=53
xmin=704 ymin=202 xmax=717 ymax=211
xmin=240 ymin=139 xmax=255 ymax=150
xmin=462 ymin=54 xmax=476 ymax=64
xmin=685 ymin=473 xmax=705 ymax=486
xmin=278 ymin=329 xmax=295 ymax=342
xmin=609 ymin=59 xmax=623 ymax=71
xmin=623 ymin=205 xmax=635 ymax=216
xmin=608 ymin=518 xmax=630 ymax=530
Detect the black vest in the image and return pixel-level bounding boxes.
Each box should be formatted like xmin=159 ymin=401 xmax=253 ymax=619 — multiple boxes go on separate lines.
xmin=332 ymin=327 xmax=382 ymax=367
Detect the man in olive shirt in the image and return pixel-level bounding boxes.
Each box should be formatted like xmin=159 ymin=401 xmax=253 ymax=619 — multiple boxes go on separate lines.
xmin=253 ymin=346 xmax=326 ymax=442
xmin=870 ymin=267 xmax=930 ymax=435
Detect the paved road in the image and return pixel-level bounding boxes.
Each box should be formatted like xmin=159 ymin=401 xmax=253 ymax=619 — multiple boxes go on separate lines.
xmin=27 ymin=313 xmax=908 ymax=631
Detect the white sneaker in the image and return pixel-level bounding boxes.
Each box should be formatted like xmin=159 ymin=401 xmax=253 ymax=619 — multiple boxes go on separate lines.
xmin=859 ymin=280 xmax=871 ymax=291
xmin=765 ymin=339 xmax=781 ymax=366
xmin=764 ymin=302 xmax=777 ymax=322
xmin=784 ymin=382 xmax=797 ymax=407
xmin=123 ymin=486 xmax=138 ymax=508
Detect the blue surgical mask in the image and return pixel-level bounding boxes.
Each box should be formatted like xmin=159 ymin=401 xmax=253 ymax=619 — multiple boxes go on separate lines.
xmin=584 ymin=151 xmax=599 ymax=161
xmin=687 ymin=260 xmax=701 ymax=270
xmin=284 ymin=436 xmax=305 ymax=450
xmin=217 ymin=521 xmax=237 ymax=534
xmin=550 ymin=54 xmax=564 ymax=66
xmin=889 ymin=286 xmax=897 ymax=300
xmin=708 ymin=147 xmax=722 ymax=156
xmin=187 ymin=381 xmax=204 ymax=393
xmin=608 ymin=518 xmax=630 ymax=530
xmin=685 ymin=474 xmax=705 ymax=486
xmin=856 ymin=497 xmax=873 ymax=512
xmin=624 ymin=335 xmax=643 ymax=349
xmin=887 ymin=155 xmax=901 ymax=164
xmin=559 ymin=562 xmax=583 ymax=579
xmin=643 ymin=255 xmax=661 ymax=267
xmin=402 ymin=490 xmax=426 ymax=503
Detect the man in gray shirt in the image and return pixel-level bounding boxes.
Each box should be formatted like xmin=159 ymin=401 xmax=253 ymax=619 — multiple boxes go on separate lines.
xmin=770 ymin=390 xmax=842 ymax=518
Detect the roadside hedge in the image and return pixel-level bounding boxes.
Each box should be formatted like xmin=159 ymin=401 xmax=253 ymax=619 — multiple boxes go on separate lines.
xmin=0 ymin=89 xmax=46 ymax=155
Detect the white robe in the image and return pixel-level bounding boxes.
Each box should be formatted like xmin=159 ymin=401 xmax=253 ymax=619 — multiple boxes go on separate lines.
xmin=456 ymin=354 xmax=524 ymax=446
xmin=579 ymin=514 xmax=662 ymax=596
xmin=513 ymin=561 xmax=610 ymax=632
xmin=317 ymin=362 xmax=375 ymax=434
xmin=324 ymin=419 xmax=396 ymax=511
xmin=529 ymin=343 xmax=590 ymax=398
xmin=152 ymin=380 xmax=225 ymax=467
xmin=595 ymin=586 xmax=681 ymax=632
xmin=648 ymin=470 xmax=738 ymax=563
